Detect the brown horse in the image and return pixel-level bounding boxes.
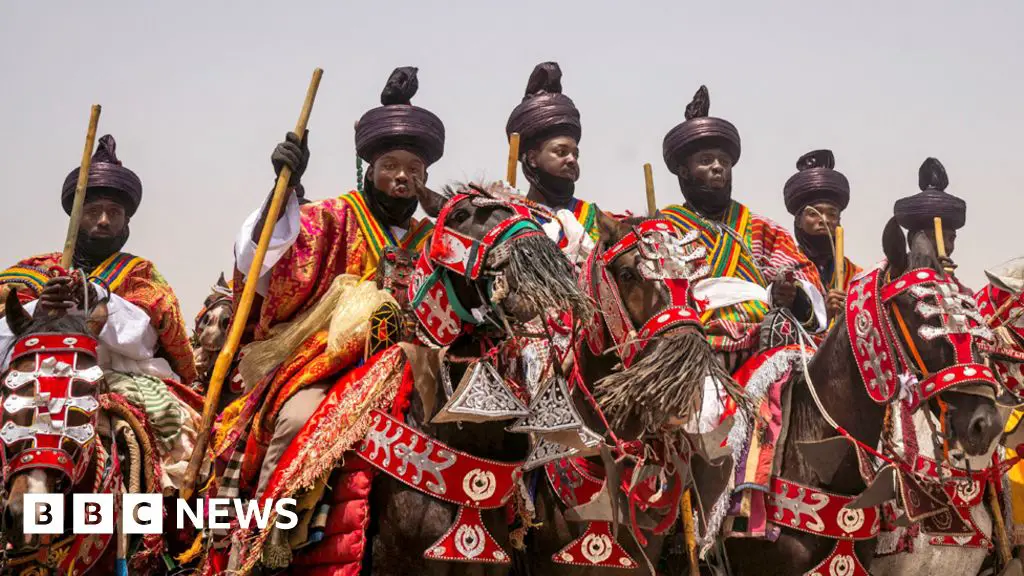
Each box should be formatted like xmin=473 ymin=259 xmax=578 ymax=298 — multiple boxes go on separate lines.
xmin=523 ymin=213 xmax=741 ymax=576
xmin=1 ymin=287 xmax=163 ymax=575
xmin=723 ymin=218 xmax=1003 ymax=575
xmin=363 ymin=183 xmax=594 ymax=576
xmin=191 ymin=273 xmax=233 ymax=385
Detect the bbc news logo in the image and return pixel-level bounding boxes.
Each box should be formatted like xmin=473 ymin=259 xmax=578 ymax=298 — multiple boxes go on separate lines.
xmin=24 ymin=494 xmax=298 ymax=534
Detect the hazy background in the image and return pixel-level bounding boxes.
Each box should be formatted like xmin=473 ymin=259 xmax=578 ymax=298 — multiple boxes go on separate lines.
xmin=1 ymin=1 xmax=1021 ymax=324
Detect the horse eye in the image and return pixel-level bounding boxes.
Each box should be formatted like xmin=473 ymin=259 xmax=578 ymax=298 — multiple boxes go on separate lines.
xmin=450 ymin=209 xmax=470 ymax=224
xmin=220 ymin=317 xmax=230 ymax=328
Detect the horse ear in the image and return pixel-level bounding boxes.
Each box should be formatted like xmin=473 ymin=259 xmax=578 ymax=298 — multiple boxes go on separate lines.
xmin=217 ymin=272 xmax=228 ymax=289
xmin=5 ymin=289 xmax=32 ymax=337
xmin=882 ymin=217 xmax=909 ymax=277
xmin=596 ymin=211 xmax=630 ymax=249
xmin=413 ymin=179 xmax=447 ymax=218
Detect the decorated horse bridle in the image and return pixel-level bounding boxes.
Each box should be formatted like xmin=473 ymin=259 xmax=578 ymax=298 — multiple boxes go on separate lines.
xmin=0 ymin=333 xmax=103 ymax=487
xmin=409 ymin=190 xmax=547 ymax=347
xmin=582 ymin=219 xmax=708 ymax=368
xmin=846 ymin=266 xmax=998 ymax=411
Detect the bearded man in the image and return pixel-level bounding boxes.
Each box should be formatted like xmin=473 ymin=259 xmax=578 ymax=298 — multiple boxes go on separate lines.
xmin=0 ymin=134 xmax=200 ymax=490
xmin=227 ymin=66 xmax=443 ymax=497
xmin=659 ymin=85 xmax=826 ymax=369
xmin=783 ymin=149 xmax=862 ymax=322
xmin=0 ymin=135 xmax=196 ymax=383
xmin=505 ymin=61 xmax=600 ymax=260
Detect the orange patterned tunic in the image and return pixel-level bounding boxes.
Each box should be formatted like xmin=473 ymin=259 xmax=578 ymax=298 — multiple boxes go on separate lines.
xmin=0 ymin=251 xmax=197 ymax=384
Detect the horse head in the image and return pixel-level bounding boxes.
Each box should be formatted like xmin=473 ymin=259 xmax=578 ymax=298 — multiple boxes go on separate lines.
xmin=1 ymin=287 xmax=105 ymax=552
xmin=412 ymin=181 xmax=593 ymax=345
xmin=192 ymin=273 xmax=233 ymax=382
xmin=584 ymin=211 xmax=741 ymax=441
xmin=879 ymin=217 xmax=1001 ymax=457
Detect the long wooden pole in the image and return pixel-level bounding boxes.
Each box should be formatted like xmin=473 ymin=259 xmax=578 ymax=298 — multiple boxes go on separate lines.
xmin=643 ymin=163 xmax=657 ymax=217
xmin=181 ymin=68 xmax=324 ymax=500
xmin=507 ymin=132 xmax=520 ymax=187
xmin=61 ymin=105 xmax=102 ymax=269
xmin=834 ymin=226 xmax=845 ymax=291
xmin=933 ymin=216 xmax=954 ymax=275
xmin=651 ymin=157 xmax=698 ymax=575
xmin=681 ymin=490 xmax=699 ymax=576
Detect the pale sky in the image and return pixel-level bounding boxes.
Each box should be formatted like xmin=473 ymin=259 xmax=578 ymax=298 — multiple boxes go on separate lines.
xmin=1 ymin=1 xmax=1021 ymax=323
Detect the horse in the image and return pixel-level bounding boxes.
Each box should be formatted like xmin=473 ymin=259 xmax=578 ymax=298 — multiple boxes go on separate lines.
xmin=0 ymin=286 xmax=165 ymax=575
xmin=230 ymin=182 xmax=594 ymax=576
xmin=522 ymin=212 xmax=744 ymax=575
xmin=191 ymin=273 xmax=234 ymax=388
xmin=722 ymin=217 xmax=1004 ymax=576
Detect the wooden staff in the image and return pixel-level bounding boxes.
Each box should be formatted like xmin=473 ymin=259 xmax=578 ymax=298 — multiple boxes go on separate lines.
xmin=61 ymin=105 xmax=102 ymax=269
xmin=681 ymin=490 xmax=699 ymax=576
xmin=933 ymin=217 xmax=954 ymax=275
xmin=181 ymin=68 xmax=324 ymax=500
xmin=644 ymin=163 xmax=657 ymax=217
xmin=989 ymin=463 xmax=1013 ymax=569
xmin=507 ymin=132 xmax=520 ymax=187
xmin=834 ymin=226 xmax=845 ymax=291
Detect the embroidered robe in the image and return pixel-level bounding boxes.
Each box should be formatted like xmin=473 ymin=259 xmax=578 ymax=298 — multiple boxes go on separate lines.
xmin=0 ymin=251 xmax=197 ymax=383
xmin=661 ymin=201 xmax=824 ymax=352
xmin=227 ymin=190 xmax=432 ymax=486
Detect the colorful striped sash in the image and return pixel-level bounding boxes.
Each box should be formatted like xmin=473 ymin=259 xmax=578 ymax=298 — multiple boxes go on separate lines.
xmin=0 ymin=252 xmax=143 ymax=296
xmin=0 ymin=264 xmax=51 ymax=296
xmin=341 ymin=191 xmax=434 ymax=270
xmin=661 ymin=202 xmax=770 ymax=333
xmin=661 ymin=202 xmax=766 ymax=287
xmin=91 ymin=252 xmax=144 ymax=292
xmin=569 ymin=197 xmax=601 ymax=244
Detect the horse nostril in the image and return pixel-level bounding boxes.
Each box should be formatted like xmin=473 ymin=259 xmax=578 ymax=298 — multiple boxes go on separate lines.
xmin=968 ymin=412 xmax=999 ymax=450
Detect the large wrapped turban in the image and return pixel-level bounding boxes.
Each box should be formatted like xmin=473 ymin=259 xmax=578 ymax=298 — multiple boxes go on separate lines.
xmin=62 ymin=134 xmax=143 ymax=216
xmin=662 ymin=85 xmax=741 ymax=175
xmin=355 ymin=66 xmax=445 ymax=165
xmin=894 ymin=157 xmax=966 ymax=231
xmin=783 ymin=149 xmax=850 ymax=215
xmin=505 ymin=61 xmax=582 ymax=150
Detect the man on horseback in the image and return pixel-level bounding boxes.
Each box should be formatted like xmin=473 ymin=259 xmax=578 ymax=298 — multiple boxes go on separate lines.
xmin=0 ymin=134 xmax=201 ymax=495
xmin=783 ymin=149 xmax=862 ymax=322
xmin=659 ymin=85 xmax=826 ymax=369
xmin=228 ymin=66 xmax=443 ymax=497
xmin=506 ymin=61 xmax=601 ymax=262
xmin=0 ymin=135 xmax=197 ymax=385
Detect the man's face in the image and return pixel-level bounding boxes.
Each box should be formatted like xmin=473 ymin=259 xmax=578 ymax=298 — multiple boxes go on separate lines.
xmin=371 ymin=150 xmax=427 ymax=199
xmin=919 ymin=226 xmax=958 ymax=257
xmin=680 ymin=146 xmax=732 ymax=190
xmin=798 ymin=201 xmax=841 ymax=237
xmin=526 ymin=135 xmax=580 ymax=182
xmin=81 ymin=192 xmax=127 ymax=238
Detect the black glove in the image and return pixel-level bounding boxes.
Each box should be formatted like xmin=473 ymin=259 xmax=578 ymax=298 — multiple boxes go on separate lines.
xmin=271 ymin=130 xmax=309 ymax=187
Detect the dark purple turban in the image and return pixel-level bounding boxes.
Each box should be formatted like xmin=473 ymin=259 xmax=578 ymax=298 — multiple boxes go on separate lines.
xmin=505 ymin=62 xmax=582 ymax=149
xmin=62 ymin=134 xmax=143 ymax=217
xmin=783 ymin=150 xmax=850 ymax=215
xmin=894 ymin=157 xmax=966 ymax=231
xmin=662 ymin=85 xmax=741 ymax=175
xmin=354 ymin=67 xmax=445 ymax=166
